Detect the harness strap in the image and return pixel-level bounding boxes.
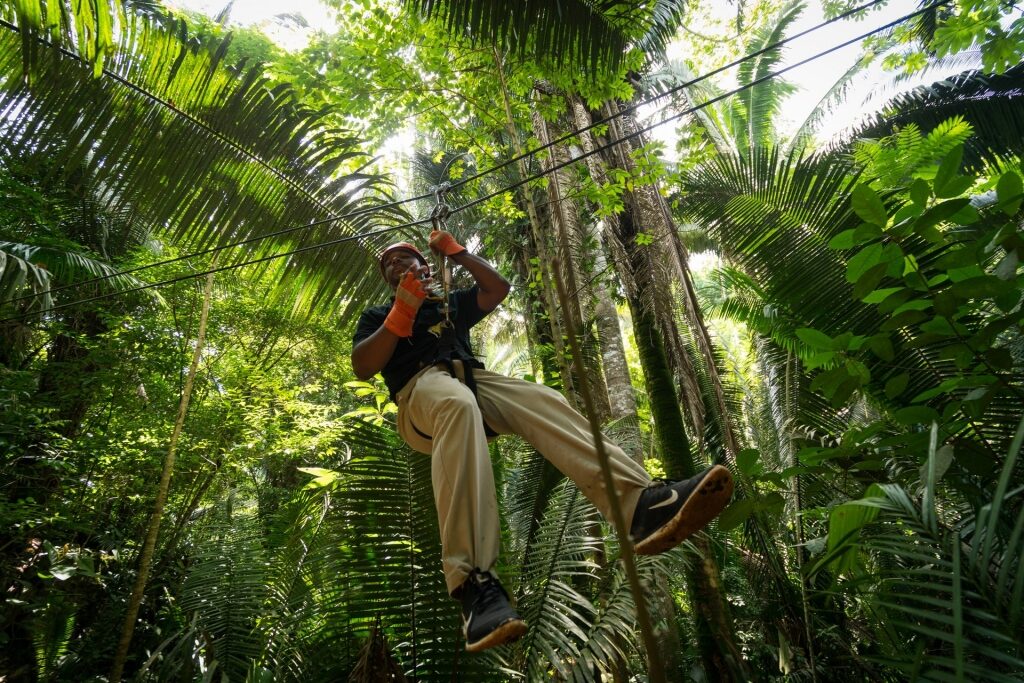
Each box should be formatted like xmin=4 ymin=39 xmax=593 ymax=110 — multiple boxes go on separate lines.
xmin=428 ymin=325 xmax=499 ymax=438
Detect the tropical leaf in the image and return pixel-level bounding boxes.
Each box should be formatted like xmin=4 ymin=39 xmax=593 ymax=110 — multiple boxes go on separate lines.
xmin=513 ymin=480 xmax=602 ymax=679
xmin=728 ymin=0 xmax=802 ymax=154
xmin=819 ymin=421 xmax=1024 ymax=681
xmin=402 ymin=0 xmax=688 ymax=75
xmin=0 ymin=241 xmax=159 ymax=312
xmin=835 ymin=63 xmax=1024 ymax=170
xmin=1 ymin=1 xmax=399 ymax=322
xmin=175 ymin=500 xmax=271 ymax=681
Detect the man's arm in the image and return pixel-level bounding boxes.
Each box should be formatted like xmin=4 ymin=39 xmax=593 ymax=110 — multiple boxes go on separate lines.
xmin=351 ymin=325 xmax=401 ymax=381
xmin=351 ymin=266 xmax=431 ymax=380
xmin=428 ymin=229 xmax=511 ymax=312
xmin=450 ymin=251 xmax=510 ymax=312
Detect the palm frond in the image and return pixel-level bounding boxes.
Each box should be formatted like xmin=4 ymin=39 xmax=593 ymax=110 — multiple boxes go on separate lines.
xmin=729 ymin=0 xmax=803 ymax=153
xmin=788 ymin=52 xmax=873 ymax=152
xmin=0 ymin=241 xmax=159 ymax=312
xmin=818 ymin=421 xmax=1024 ymax=680
xmin=286 ymin=419 xmax=505 ymax=681
xmin=513 ymin=480 xmax=604 ymax=679
xmin=642 ymin=59 xmax=736 ymax=157
xmin=402 ymin=0 xmax=662 ymax=76
xmin=626 ymin=0 xmax=689 ymax=67
xmin=175 ymin=499 xmax=271 ymax=681
xmin=1 ymin=3 xmax=397 ymax=322
xmin=833 ymin=64 xmax=1024 ymax=170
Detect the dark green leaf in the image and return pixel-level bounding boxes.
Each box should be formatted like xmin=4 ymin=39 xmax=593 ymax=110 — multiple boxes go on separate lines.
xmin=893 ymin=406 xmax=940 ymax=425
xmin=910 ymin=177 xmax=931 ymax=205
xmin=914 ymin=197 xmax=971 ymax=235
xmin=935 ymin=174 xmax=973 ymax=199
xmin=851 ymin=184 xmax=888 ymax=227
xmin=885 ymin=373 xmax=909 ymax=399
xmin=949 ymin=275 xmax=1013 ymax=299
xmin=867 ymin=335 xmax=895 ymax=361
xmin=828 ymin=229 xmax=858 ymax=250
xmin=878 ymin=288 xmax=915 ymax=314
xmin=796 ymin=327 xmax=834 ymax=350
xmin=846 ymin=243 xmax=885 ymax=283
xmin=717 ymin=498 xmax=755 ymax=532
xmin=879 ymin=309 xmax=929 ymax=331
xmin=852 ymin=262 xmax=890 ymax=300
xmin=862 ymin=287 xmax=903 ymax=304
xmin=736 ymin=449 xmax=761 ymax=477
xmin=996 ymin=169 xmax=1023 ymax=215
xmin=933 ymin=144 xmax=965 ymax=197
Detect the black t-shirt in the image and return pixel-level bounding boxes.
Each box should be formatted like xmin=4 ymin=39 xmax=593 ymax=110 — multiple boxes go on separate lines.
xmin=353 ymin=286 xmax=489 ymax=398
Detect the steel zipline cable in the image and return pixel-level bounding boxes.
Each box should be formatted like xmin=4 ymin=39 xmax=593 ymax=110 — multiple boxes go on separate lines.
xmin=2 ymin=0 xmax=900 ymax=309
xmin=0 ymin=0 xmax=948 ymax=323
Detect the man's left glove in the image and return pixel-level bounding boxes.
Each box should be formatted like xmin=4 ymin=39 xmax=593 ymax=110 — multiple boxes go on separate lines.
xmin=429 ymin=229 xmax=467 ymax=257
xmin=384 ymin=270 xmax=428 ymax=337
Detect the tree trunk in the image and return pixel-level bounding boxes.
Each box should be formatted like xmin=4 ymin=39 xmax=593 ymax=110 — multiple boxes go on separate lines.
xmin=109 ymin=271 xmax=215 ymax=683
xmin=493 ymin=48 xmax=578 ymax=405
xmin=530 ymin=104 xmax=612 ymax=422
xmin=600 ymin=103 xmax=708 ymax=441
xmin=567 ymin=92 xmax=750 ymax=682
xmin=618 ymin=105 xmax=743 ymax=457
xmin=35 ymin=310 xmax=108 ymax=437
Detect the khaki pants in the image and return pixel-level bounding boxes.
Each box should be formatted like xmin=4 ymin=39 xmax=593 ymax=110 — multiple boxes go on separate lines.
xmin=395 ymin=362 xmax=652 ymax=594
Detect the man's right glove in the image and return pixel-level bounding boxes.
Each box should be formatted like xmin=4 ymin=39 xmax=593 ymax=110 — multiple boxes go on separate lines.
xmin=384 ymin=270 xmax=428 ymax=337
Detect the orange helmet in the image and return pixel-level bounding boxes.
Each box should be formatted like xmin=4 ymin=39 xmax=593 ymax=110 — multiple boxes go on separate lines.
xmin=378 ymin=242 xmax=429 ymax=279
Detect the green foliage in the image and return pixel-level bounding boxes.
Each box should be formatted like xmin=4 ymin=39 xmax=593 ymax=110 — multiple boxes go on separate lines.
xmin=861 ymin=0 xmax=1024 ymax=76
xmin=851 ymin=117 xmax=975 ymax=187
xmin=4 ymin=0 xmax=1024 ymax=679
xmin=6 ymin=0 xmax=120 ymax=77
xmin=400 ymin=0 xmax=688 ymax=78
xmin=175 ymin=504 xmax=270 ymax=680
xmin=1 ymin=0 xmax=393 ymax=322
xmin=807 ymin=144 xmax=1022 ymax=435
xmin=813 ymin=423 xmax=1024 ymax=680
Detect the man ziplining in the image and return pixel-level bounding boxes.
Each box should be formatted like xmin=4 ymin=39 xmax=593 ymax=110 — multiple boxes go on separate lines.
xmin=350 ymin=227 xmax=734 ymax=653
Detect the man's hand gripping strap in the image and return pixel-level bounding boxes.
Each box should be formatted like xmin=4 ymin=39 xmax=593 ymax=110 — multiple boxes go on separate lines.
xmin=385 ymin=270 xmax=428 ymax=337
xmin=429 ymin=229 xmax=466 ymax=257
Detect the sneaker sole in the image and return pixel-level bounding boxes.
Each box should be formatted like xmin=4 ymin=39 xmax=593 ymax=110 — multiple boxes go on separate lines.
xmin=465 ymin=618 xmax=528 ymax=653
xmin=633 ymin=464 xmax=734 ymax=555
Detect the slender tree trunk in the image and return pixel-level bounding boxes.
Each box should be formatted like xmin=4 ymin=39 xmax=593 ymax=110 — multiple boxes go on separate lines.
xmin=600 ymin=103 xmax=708 ymax=440
xmin=493 ymin=48 xmax=578 ymax=405
xmin=109 ymin=271 xmax=215 ymax=683
xmin=531 ymin=105 xmax=613 ymax=422
xmin=621 ymin=107 xmax=742 ymax=457
xmin=568 ymin=93 xmax=750 ymax=682
xmin=527 ymin=91 xmax=641 ymax=456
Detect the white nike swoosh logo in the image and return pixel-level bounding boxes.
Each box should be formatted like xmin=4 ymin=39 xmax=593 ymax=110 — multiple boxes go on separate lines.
xmin=649 ymin=490 xmax=679 ymax=510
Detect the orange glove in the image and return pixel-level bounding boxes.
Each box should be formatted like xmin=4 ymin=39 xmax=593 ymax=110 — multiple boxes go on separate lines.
xmin=429 ymin=229 xmax=466 ymax=257
xmin=384 ymin=270 xmax=428 ymax=337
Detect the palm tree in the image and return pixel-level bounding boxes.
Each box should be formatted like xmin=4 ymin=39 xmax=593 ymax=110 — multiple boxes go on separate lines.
xmin=400 ymin=0 xmax=687 ymax=75
xmin=1 ymin=1 xmax=396 ymax=321
xmin=835 ymin=62 xmax=1024 ymax=170
xmin=1 ymin=1 xmax=396 ymax=677
xmin=675 ymin=40 xmax=1024 ymax=678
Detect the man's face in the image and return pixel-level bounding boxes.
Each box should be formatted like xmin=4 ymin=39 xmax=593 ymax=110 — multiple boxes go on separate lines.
xmin=382 ymin=249 xmax=426 ymax=289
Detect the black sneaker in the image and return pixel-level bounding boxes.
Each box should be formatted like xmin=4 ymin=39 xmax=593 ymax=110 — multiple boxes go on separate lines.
xmin=630 ymin=465 xmax=734 ymax=555
xmin=457 ymin=569 xmax=528 ymax=653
